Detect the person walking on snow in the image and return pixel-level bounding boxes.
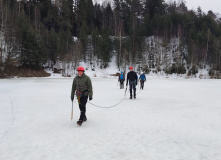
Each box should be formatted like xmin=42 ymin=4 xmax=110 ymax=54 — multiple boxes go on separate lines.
xmin=71 ymin=67 xmax=93 ymax=126
xmin=118 ymin=71 xmax=125 ymax=89
xmin=139 ymin=72 xmax=146 ymax=90
xmin=126 ymin=66 xmax=138 ymax=99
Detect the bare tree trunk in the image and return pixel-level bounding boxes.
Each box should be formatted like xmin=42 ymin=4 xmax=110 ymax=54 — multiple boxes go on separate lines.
xmin=119 ymin=21 xmax=121 ymax=68
xmin=206 ymin=29 xmax=210 ymax=64
xmin=0 ymin=0 xmax=5 ymax=64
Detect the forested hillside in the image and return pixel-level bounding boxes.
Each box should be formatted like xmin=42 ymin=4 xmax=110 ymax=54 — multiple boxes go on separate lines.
xmin=0 ymin=0 xmax=221 ymax=78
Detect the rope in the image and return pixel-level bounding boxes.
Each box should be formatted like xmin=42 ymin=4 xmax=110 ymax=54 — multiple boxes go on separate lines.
xmin=88 ymin=83 xmax=143 ymax=109
xmin=136 ymin=87 xmax=142 ymax=95
xmin=88 ymin=89 xmax=129 ymax=108
xmin=136 ymin=80 xmax=145 ymax=95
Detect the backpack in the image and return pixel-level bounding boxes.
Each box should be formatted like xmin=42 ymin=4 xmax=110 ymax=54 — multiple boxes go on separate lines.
xmin=140 ymin=75 xmax=145 ymax=81
xmin=120 ymin=74 xmax=124 ymax=80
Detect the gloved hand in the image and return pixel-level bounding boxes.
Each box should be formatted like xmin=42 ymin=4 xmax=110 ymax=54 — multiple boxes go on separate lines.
xmin=89 ymin=97 xmax=92 ymax=101
xmin=71 ymin=97 xmax=74 ymax=101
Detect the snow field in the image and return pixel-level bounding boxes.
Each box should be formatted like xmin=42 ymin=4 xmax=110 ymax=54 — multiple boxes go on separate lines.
xmin=0 ymin=78 xmax=221 ymax=160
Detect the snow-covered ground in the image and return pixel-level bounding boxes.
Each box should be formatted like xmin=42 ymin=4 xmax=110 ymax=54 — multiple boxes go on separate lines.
xmin=0 ymin=77 xmax=221 ymax=160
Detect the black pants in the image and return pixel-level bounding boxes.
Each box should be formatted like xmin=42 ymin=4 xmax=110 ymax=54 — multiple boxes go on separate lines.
xmin=140 ymin=80 xmax=144 ymax=89
xmin=79 ymin=96 xmax=88 ymax=120
xmin=129 ymin=81 xmax=136 ymax=97
xmin=120 ymin=80 xmax=124 ymax=89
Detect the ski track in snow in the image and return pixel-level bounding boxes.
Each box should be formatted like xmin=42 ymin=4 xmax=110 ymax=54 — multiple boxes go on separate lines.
xmin=0 ymin=78 xmax=221 ymax=160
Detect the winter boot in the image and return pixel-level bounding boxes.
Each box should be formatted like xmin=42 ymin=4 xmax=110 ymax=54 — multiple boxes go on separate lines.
xmin=77 ymin=120 xmax=83 ymax=126
xmin=130 ymin=95 xmax=132 ymax=99
xmin=83 ymin=117 xmax=87 ymax=122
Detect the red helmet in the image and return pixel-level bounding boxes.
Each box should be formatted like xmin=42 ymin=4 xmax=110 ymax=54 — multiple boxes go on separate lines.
xmin=77 ymin=67 xmax=85 ymax=72
xmin=129 ymin=66 xmax=133 ymax=70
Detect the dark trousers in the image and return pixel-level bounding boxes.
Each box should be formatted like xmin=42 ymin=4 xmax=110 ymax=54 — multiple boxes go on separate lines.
xmin=120 ymin=80 xmax=124 ymax=89
xmin=140 ymin=80 xmax=144 ymax=89
xmin=79 ymin=96 xmax=88 ymax=120
xmin=129 ymin=81 xmax=136 ymax=97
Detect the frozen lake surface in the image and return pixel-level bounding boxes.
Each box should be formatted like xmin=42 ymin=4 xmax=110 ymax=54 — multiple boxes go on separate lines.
xmin=0 ymin=78 xmax=221 ymax=160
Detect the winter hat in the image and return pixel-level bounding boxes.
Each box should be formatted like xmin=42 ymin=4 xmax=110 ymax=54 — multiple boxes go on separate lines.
xmin=77 ymin=67 xmax=85 ymax=72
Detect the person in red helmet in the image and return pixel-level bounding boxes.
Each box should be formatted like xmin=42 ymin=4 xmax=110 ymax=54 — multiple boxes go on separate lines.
xmin=71 ymin=67 xmax=93 ymax=126
xmin=126 ymin=66 xmax=138 ymax=99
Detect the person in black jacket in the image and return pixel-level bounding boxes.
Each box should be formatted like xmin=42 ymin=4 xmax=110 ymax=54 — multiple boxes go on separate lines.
xmin=126 ymin=66 xmax=138 ymax=99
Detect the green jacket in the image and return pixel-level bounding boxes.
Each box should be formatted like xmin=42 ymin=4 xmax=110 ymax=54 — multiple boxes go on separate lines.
xmin=71 ymin=73 xmax=93 ymax=99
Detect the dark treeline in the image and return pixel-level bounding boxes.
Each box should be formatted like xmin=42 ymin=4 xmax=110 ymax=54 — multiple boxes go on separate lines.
xmin=0 ymin=0 xmax=221 ymax=77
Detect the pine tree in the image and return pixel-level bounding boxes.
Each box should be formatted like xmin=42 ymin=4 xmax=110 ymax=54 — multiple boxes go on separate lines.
xmin=17 ymin=15 xmax=46 ymax=69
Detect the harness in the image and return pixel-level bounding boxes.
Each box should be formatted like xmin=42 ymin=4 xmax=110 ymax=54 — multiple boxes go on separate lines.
xmin=76 ymin=77 xmax=88 ymax=104
xmin=76 ymin=90 xmax=88 ymax=103
xmin=129 ymin=80 xmax=137 ymax=86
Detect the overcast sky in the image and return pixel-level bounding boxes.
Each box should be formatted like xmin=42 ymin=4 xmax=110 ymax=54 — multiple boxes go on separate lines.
xmin=172 ymin=0 xmax=221 ymax=14
xmin=93 ymin=0 xmax=221 ymax=14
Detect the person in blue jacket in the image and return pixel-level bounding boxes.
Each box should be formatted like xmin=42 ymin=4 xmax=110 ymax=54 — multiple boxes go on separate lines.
xmin=139 ymin=72 xmax=146 ymax=90
xmin=118 ymin=71 xmax=125 ymax=89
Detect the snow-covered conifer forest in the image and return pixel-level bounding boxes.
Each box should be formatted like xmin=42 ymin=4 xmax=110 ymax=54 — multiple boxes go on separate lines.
xmin=0 ymin=0 xmax=221 ymax=78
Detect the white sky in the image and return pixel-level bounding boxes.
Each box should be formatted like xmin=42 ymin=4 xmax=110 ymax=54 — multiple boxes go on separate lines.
xmin=93 ymin=0 xmax=221 ymax=14
xmin=170 ymin=0 xmax=221 ymax=14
